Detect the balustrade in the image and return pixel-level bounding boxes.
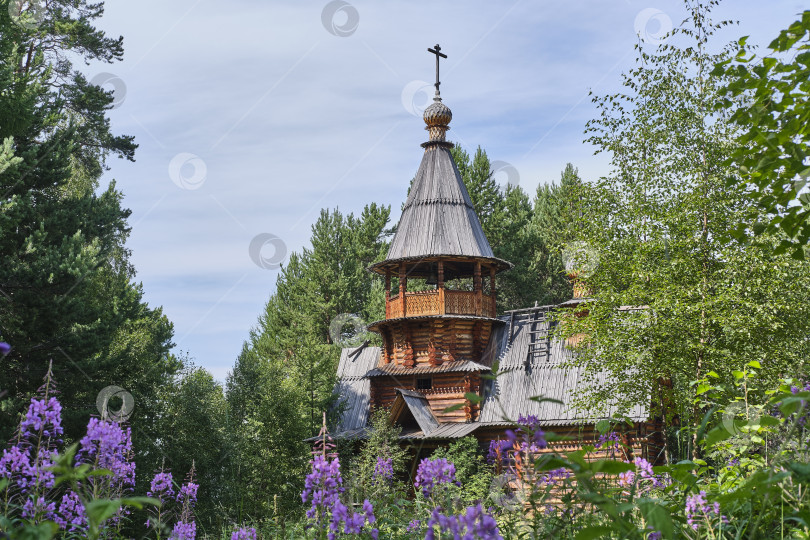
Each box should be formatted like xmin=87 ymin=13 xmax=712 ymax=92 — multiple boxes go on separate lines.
xmin=384 ymin=289 xmax=494 ymax=319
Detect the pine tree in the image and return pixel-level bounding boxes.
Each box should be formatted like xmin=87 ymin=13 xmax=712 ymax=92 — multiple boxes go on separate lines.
xmin=530 ymin=163 xmax=584 ymax=305
xmin=225 ymin=204 xmax=390 ymax=518
xmin=449 ymin=144 xmax=547 ymax=310
xmin=0 ymin=0 xmax=178 ymax=473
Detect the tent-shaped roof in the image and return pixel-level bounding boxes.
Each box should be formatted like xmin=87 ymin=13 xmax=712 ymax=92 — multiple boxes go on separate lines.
xmin=385 ymin=145 xmax=494 ymax=262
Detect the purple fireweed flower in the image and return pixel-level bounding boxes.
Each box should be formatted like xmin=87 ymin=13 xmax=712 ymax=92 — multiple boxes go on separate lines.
xmin=618 ymin=467 xmax=635 ymax=487
xmin=20 ymin=397 xmax=64 ymax=440
xmin=302 ymin=456 xmax=376 ymax=537
xmin=414 ymin=458 xmax=460 ymax=496
xmin=686 ymin=490 xmax=728 ymax=531
xmin=231 ymin=527 xmax=257 ymax=540
xmin=362 ymin=499 xmax=375 ymax=524
xmin=425 ymin=504 xmax=503 ymax=540
xmin=596 ymin=431 xmax=621 ymax=453
xmin=0 ymin=391 xmax=66 ymax=526
xmin=790 ymin=383 xmax=810 ymax=395
xmin=55 ymin=490 xmax=87 ymax=532
xmin=148 ymin=471 xmax=176 ymax=509
xmin=177 ymin=481 xmax=199 ymax=506
xmin=171 ymin=520 xmax=196 ymax=540
xmin=302 ymin=455 xmax=344 ymax=528
xmin=328 ymin=500 xmax=377 ymax=540
xmin=0 ymin=398 xmax=63 ymax=494
xmin=506 ymin=415 xmax=547 ymax=453
xmin=539 ymin=467 xmax=571 ymax=485
xmin=175 ymin=468 xmax=198 ymax=536
xmin=635 ymin=458 xmax=666 ymax=488
xmin=487 ymin=439 xmax=511 ymax=465
xmin=407 ymin=519 xmax=422 ymax=532
xmin=618 ymin=458 xmax=667 ymax=490
xmin=21 ymin=496 xmax=57 ymax=521
xmin=0 ymin=445 xmax=36 ymax=491
xmin=372 ymin=456 xmax=393 ymax=485
xmin=78 ymin=418 xmax=135 ymax=493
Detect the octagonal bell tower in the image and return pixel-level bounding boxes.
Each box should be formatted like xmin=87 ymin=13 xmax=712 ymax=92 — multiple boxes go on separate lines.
xmin=366 ymin=45 xmax=511 ymax=424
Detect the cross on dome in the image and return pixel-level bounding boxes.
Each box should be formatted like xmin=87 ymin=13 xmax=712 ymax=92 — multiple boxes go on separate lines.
xmin=427 ymin=43 xmax=447 ymax=97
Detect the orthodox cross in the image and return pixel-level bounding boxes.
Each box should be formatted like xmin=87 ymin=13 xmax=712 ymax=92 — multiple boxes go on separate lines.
xmin=427 ymin=44 xmax=447 ymax=95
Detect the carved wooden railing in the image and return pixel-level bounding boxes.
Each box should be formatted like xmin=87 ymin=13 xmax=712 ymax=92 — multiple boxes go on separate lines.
xmin=385 ymin=289 xmax=495 ymax=319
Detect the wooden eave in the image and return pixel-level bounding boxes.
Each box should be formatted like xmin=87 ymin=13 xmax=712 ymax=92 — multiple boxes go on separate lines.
xmin=367 ymin=254 xmax=512 ymax=278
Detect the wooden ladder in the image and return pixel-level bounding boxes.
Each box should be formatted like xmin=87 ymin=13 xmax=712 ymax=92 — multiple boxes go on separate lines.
xmin=526 ymin=306 xmax=552 ymax=368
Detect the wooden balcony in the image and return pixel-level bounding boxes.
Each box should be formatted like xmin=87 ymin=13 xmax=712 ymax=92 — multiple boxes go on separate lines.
xmin=386 ymin=289 xmax=496 ymax=319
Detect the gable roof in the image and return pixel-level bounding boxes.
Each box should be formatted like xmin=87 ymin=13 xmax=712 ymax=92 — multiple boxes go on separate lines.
xmin=478 ymin=308 xmax=648 ymax=425
xmin=390 ymin=389 xmax=440 ymax=436
xmin=399 ymin=422 xmax=479 ymax=440
xmin=385 ymin=145 xmax=494 ymax=261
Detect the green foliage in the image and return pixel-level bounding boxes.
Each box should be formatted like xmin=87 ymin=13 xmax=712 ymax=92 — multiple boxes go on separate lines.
xmin=530 ymin=163 xmax=584 ymax=305
xmin=153 ymin=364 xmax=231 ymax=532
xmin=345 ymin=409 xmax=408 ymax=504
xmin=0 ymin=2 xmax=181 ymax=529
xmin=450 ymin=146 xmax=503 ymax=232
xmin=488 ymin=184 xmax=541 ymax=311
xmin=564 ymin=0 xmax=810 ymax=438
xmin=497 ymin=373 xmax=809 ymax=539
xmin=449 ymin=145 xmax=580 ymax=311
xmin=225 ymin=205 xmax=391 ymax=522
xmin=429 ymin=437 xmax=493 ymax=506
xmin=225 ymin=341 xmax=311 ymax=522
xmin=715 ymin=10 xmax=810 ymax=258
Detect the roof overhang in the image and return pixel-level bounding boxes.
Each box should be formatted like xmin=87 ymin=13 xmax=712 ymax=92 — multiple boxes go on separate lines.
xmin=390 ymin=388 xmax=440 ymax=436
xmin=367 ymin=255 xmax=512 ymax=278
xmin=366 ymin=360 xmax=491 ymax=377
xmin=368 ymin=313 xmax=505 ymax=333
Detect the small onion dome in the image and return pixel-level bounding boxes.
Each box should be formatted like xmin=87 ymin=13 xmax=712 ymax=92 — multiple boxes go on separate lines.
xmin=423 ymin=96 xmax=452 ymax=127
xmin=423 ymin=95 xmax=452 ymax=144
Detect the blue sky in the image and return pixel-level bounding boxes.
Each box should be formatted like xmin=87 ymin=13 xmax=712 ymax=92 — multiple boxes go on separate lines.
xmin=92 ymin=0 xmax=806 ymax=381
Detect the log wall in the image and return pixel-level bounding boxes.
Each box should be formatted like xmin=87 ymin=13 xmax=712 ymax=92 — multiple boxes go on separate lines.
xmin=379 ymin=318 xmax=494 ymax=368
xmin=371 ymin=372 xmax=483 ymax=423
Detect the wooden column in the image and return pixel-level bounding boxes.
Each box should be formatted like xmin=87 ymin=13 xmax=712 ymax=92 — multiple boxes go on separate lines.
xmin=448 ymin=322 xmax=457 ymax=362
xmin=463 ymin=374 xmax=473 ymax=421
xmin=489 ymin=266 xmax=496 ymax=317
xmin=403 ymin=324 xmax=415 ymax=368
xmin=472 ymin=320 xmax=482 ymax=360
xmin=399 ymin=263 xmax=406 ymax=318
xmin=474 ymin=261 xmax=482 ymax=316
xmin=383 ymin=327 xmax=391 ymax=364
xmin=438 ymin=261 xmax=445 ymax=315
xmin=385 ymin=269 xmax=391 ymax=319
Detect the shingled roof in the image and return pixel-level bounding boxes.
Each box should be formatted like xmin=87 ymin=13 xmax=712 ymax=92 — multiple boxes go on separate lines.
xmin=391 ymin=389 xmax=440 ymax=436
xmin=332 ymin=346 xmax=377 ymax=433
xmin=478 ymin=307 xmax=648 ymax=425
xmin=329 ymin=305 xmax=648 ymax=439
xmin=385 ymin=145 xmax=494 ymax=261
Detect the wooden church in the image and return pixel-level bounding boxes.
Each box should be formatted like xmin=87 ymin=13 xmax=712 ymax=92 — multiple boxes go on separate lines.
xmin=329 ymin=46 xmax=659 ymax=464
